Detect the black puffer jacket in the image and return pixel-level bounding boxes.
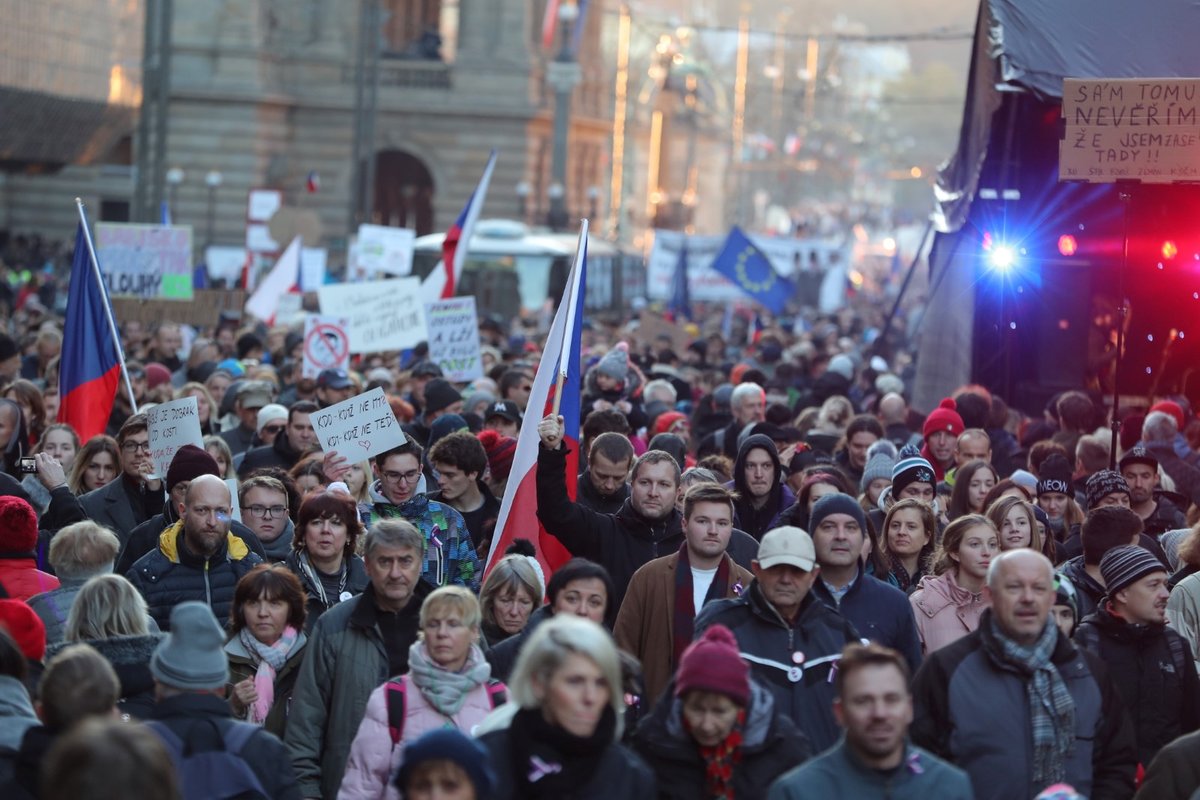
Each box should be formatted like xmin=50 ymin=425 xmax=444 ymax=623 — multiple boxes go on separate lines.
xmin=283 ymin=550 xmax=370 ymax=632
xmin=694 ymin=582 xmax=861 ymax=753
xmin=117 ymin=503 xmax=268 ymax=574
xmin=1074 ymin=606 xmax=1200 ymax=766
xmin=631 ymin=679 xmax=810 ymax=799
xmin=46 ymin=633 xmax=163 ymax=720
xmin=125 ymin=522 xmax=263 ymax=630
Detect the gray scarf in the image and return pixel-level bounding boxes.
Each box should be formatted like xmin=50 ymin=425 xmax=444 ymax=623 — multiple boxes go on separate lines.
xmin=988 ymin=615 xmax=1075 ymax=790
xmin=406 ymin=641 xmax=491 ymax=718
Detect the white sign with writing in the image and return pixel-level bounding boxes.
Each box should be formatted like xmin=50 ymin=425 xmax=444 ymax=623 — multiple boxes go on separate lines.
xmin=1061 ymin=78 xmax=1200 ymax=183
xmin=357 ymin=224 xmax=415 ymax=276
xmin=95 ymin=223 xmax=194 ymax=300
xmin=300 ymin=247 xmax=327 ymax=290
xmin=303 ymin=314 xmax=351 ymax=378
xmin=425 ymin=297 xmax=484 ymax=381
xmin=311 ymin=387 xmax=406 ymax=461
xmin=317 ymin=278 xmax=426 ymax=353
xmin=146 ymin=396 xmax=205 ymax=478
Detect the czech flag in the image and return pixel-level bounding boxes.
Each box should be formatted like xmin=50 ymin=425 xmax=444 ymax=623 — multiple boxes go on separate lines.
xmin=485 ymin=223 xmax=588 ymax=577
xmin=431 ymin=151 xmax=496 ymax=300
xmin=59 ymin=223 xmax=123 ymax=441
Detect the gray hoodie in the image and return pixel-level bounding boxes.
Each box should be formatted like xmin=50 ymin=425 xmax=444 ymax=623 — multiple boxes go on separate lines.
xmin=0 ymin=674 xmax=37 ymax=750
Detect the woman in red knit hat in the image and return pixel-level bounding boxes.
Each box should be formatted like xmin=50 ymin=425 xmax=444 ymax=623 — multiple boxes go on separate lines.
xmin=632 ymin=624 xmax=810 ymax=799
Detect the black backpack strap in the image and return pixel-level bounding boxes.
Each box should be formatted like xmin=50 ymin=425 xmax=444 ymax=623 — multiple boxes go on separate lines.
xmin=1166 ymin=627 xmax=1191 ymax=678
xmin=385 ymin=679 xmax=407 ymax=746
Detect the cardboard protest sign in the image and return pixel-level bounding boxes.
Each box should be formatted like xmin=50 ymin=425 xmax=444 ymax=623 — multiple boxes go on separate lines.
xmin=95 ymin=223 xmax=194 ymax=299
xmin=311 ymin=387 xmax=406 ymax=461
xmin=303 ymin=315 xmax=351 ymax=378
xmin=110 ymin=289 xmax=247 ymax=327
xmin=357 ymin=224 xmax=415 ymax=276
xmin=425 ymin=297 xmax=484 ymax=381
xmin=146 ymin=396 xmax=204 ymax=478
xmin=1060 ymin=78 xmax=1200 ymax=183
xmin=317 ymin=278 xmax=425 ymax=353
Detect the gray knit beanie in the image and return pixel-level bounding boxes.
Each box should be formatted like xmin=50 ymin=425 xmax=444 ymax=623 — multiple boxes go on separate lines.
xmin=150 ymin=602 xmax=230 ymax=691
xmin=860 ymin=439 xmax=898 ymax=493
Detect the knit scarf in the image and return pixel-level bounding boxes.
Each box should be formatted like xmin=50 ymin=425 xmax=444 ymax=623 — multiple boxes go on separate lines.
xmin=686 ymin=707 xmax=745 ymax=800
xmin=510 ymin=705 xmax=616 ymax=799
xmin=294 ymin=550 xmax=347 ymax=609
xmin=986 ymin=614 xmax=1075 ymax=789
xmin=674 ymin=543 xmax=731 ymax=665
xmin=887 ymin=553 xmax=925 ymax=594
xmin=406 ymin=640 xmax=491 ymax=718
xmin=237 ymin=625 xmax=299 ymax=725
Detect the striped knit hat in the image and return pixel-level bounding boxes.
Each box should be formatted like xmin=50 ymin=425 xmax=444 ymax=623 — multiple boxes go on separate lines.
xmin=1099 ymin=545 xmax=1166 ymax=597
xmin=892 ymin=444 xmax=935 ymax=497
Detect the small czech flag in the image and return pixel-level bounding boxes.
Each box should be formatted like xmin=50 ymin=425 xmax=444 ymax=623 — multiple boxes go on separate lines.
xmin=305 ymin=170 xmax=320 ymax=193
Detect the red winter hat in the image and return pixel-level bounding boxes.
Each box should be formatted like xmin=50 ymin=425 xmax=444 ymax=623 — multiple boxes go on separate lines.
xmin=478 ymin=430 xmax=517 ymax=482
xmin=652 ymin=412 xmax=688 ymax=438
xmin=923 ymin=398 xmax=965 ymax=439
xmin=1150 ymin=401 xmax=1187 ymax=432
xmin=675 ymin=624 xmax=750 ymax=707
xmin=145 ymin=362 xmax=173 ymax=389
xmin=166 ymin=444 xmax=221 ymax=493
xmin=0 ymin=495 xmax=38 ymax=553
xmin=0 ymin=599 xmax=46 ymax=661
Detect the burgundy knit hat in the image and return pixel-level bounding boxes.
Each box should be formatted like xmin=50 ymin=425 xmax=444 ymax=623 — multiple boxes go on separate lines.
xmin=675 ymin=624 xmax=750 ymax=706
xmin=0 ymin=495 xmax=38 ymax=553
xmin=0 ymin=599 xmax=46 ymax=661
xmin=923 ymin=398 xmax=965 ymax=439
xmin=165 ymin=444 xmax=221 ymax=493
xmin=478 ymin=430 xmax=516 ymax=482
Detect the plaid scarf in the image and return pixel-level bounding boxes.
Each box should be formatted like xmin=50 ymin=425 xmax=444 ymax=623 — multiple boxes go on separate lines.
xmin=987 ymin=614 xmax=1075 ymax=789
xmin=674 ymin=543 xmax=731 ymax=665
xmin=686 ymin=707 xmax=745 ymax=800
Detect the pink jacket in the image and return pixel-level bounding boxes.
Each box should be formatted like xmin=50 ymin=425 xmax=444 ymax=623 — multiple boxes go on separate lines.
xmin=909 ymin=571 xmax=989 ymax=656
xmin=338 ymin=672 xmax=498 ymax=800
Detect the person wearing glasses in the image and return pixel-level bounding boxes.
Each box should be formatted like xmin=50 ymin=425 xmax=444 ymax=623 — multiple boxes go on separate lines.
xmin=79 ymin=413 xmax=165 ymax=545
xmin=240 ymin=475 xmax=297 ymax=562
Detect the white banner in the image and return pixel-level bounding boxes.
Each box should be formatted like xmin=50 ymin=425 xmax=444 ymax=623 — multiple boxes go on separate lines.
xmin=317 ymin=278 xmax=426 ymax=353
xmin=311 ymin=387 xmax=406 ymax=461
xmin=425 ymin=297 xmax=484 ymax=381
xmin=146 ymin=396 xmax=205 ymax=478
xmin=357 ymin=224 xmax=415 ymax=276
xmin=95 ymin=223 xmax=194 ymax=300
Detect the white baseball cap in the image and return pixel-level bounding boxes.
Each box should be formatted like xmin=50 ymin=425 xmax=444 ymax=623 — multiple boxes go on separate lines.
xmin=756 ymin=526 xmax=817 ymax=571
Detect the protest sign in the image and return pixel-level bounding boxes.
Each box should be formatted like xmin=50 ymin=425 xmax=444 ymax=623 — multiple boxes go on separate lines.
xmin=317 ymin=278 xmax=425 ymax=353
xmin=146 ymin=396 xmax=204 ymax=478
xmin=357 ymin=224 xmax=415 ymax=276
xmin=111 ymin=289 xmax=247 ymax=327
xmin=311 ymin=387 xmax=406 ymax=461
xmin=424 ymin=297 xmax=484 ymax=381
xmin=300 ymin=247 xmax=327 ymax=289
xmin=1061 ymin=78 xmax=1200 ymax=183
xmin=95 ymin=223 xmax=194 ymax=300
xmin=205 ymin=246 xmax=248 ymax=284
xmin=303 ymin=315 xmax=351 ymax=378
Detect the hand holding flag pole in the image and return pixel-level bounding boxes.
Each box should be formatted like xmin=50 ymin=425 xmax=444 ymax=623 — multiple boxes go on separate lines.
xmin=553 ymin=218 xmax=589 ymax=417
xmin=73 ymin=198 xmax=138 ymax=412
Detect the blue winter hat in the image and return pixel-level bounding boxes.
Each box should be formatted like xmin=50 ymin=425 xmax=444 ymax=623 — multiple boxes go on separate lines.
xmin=394 ymin=729 xmax=494 ymax=794
xmin=810 ymin=492 xmax=867 ymax=534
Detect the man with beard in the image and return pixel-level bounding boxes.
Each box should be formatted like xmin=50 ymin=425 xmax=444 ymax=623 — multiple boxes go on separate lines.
xmin=728 ymin=434 xmax=794 ymax=541
xmin=1073 ymin=545 xmax=1200 ymax=766
xmin=576 ymin=432 xmax=633 ymax=515
xmin=768 ymin=643 xmax=971 ymax=798
xmin=126 ymin=475 xmax=263 ymax=629
xmin=1119 ymin=447 xmax=1186 ymax=538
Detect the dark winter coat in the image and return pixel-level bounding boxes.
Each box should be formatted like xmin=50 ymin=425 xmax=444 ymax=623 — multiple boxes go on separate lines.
xmin=632 ymin=679 xmax=810 ymax=800
xmin=811 ymin=564 xmax=923 ymax=673
xmin=1137 ymin=728 xmax=1200 ymax=799
xmin=45 ymin=633 xmax=163 ymax=719
xmin=694 ymin=581 xmax=862 ymax=752
xmin=79 ymin=473 xmax=162 ymax=544
xmin=118 ymin=504 xmax=268 ymax=574
xmin=576 ymin=469 xmax=630 ymax=515
xmin=1074 ymin=605 xmax=1200 ymax=766
xmin=225 ymin=631 xmax=308 ymax=739
xmin=767 ymin=739 xmax=973 ymax=800
xmin=283 ymin=550 xmax=370 ymax=632
xmin=238 ymin=430 xmax=312 ymax=477
xmin=486 ymin=604 xmax=553 ymax=683
xmin=1060 ymin=555 xmax=1107 ymax=621
xmin=727 ymin=434 xmax=796 ymax=541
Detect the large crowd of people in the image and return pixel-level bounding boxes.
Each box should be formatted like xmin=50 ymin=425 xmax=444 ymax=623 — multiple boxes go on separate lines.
xmin=0 ymin=280 xmax=1197 ymax=800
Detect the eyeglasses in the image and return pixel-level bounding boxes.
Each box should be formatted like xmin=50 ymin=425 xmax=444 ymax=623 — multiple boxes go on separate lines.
xmin=246 ymin=504 xmax=288 ymax=518
xmin=121 ymin=441 xmax=151 ymax=454
xmin=382 ymin=469 xmax=423 ymax=485
xmin=262 ymin=425 xmax=285 ymax=435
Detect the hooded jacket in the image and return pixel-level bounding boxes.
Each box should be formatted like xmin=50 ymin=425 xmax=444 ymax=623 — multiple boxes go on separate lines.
xmin=909 ymin=570 xmax=989 ymax=656
xmin=125 ymin=521 xmax=263 ymax=630
xmin=727 ymin=434 xmax=795 ymax=541
xmin=1074 ymin=605 xmax=1200 ymax=766
xmin=238 ymin=430 xmax=311 ymax=478
xmin=360 ymin=483 xmax=479 ymax=591
xmin=694 ymin=581 xmax=862 ymax=753
xmin=1060 ymin=555 xmax=1107 ymax=621
xmin=631 ymin=679 xmax=810 ymax=800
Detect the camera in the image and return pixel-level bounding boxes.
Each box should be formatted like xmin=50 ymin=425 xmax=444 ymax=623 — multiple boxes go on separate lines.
xmin=18 ymin=457 xmax=36 ymax=474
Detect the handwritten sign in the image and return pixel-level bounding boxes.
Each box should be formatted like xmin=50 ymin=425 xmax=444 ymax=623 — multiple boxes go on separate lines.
xmin=425 ymin=297 xmax=484 ymax=381
xmin=317 ymin=278 xmax=426 ymax=353
xmin=1061 ymin=78 xmax=1200 ymax=183
xmin=95 ymin=223 xmax=194 ymax=299
xmin=303 ymin=314 xmax=351 ymax=378
xmin=146 ymin=396 xmax=204 ymax=478
xmin=357 ymin=224 xmax=415 ymax=276
xmin=311 ymin=387 xmax=406 ymax=461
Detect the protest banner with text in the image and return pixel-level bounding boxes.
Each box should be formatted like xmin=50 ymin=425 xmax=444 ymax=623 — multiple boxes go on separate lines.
xmin=317 ymin=278 xmax=426 ymax=353
xmin=311 ymin=387 xmax=406 ymax=461
xmin=147 ymin=396 xmax=204 ymax=478
xmin=95 ymin=223 xmax=194 ymax=300
xmin=425 ymin=297 xmax=484 ymax=381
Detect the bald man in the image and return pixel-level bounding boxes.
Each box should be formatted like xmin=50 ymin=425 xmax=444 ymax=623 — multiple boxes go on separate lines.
xmin=910 ymin=549 xmax=1136 ymax=800
xmin=879 ymin=393 xmax=920 ymax=451
xmin=126 ymin=474 xmax=264 ymax=630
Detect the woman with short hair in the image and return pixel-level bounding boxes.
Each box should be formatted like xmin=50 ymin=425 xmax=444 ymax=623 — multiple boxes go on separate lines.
xmin=284 ymin=490 xmax=369 ymax=630
xmin=478 ymin=615 xmax=656 ymax=799
xmin=479 ymin=553 xmax=544 ymax=647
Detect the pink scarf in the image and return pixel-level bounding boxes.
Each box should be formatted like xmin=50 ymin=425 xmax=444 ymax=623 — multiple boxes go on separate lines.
xmin=238 ymin=626 xmax=299 ymax=725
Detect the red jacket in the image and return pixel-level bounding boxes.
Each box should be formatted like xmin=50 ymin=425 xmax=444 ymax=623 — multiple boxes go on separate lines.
xmin=0 ymin=557 xmax=59 ymax=600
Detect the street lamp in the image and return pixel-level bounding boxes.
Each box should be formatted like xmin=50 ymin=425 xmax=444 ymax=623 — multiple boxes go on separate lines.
xmin=547 ymin=182 xmax=565 ymax=225
xmin=546 ymin=1 xmax=580 ymax=231
xmin=516 ymin=181 xmax=532 ymax=224
xmin=205 ymin=170 xmax=223 ymax=246
xmin=166 ymin=167 xmax=185 ymax=221
xmin=586 ymin=185 xmax=600 ymax=220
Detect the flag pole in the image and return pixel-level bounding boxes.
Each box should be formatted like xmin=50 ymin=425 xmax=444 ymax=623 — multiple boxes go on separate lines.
xmin=74 ymin=198 xmax=139 ymax=412
xmin=552 ymin=218 xmax=589 ymax=417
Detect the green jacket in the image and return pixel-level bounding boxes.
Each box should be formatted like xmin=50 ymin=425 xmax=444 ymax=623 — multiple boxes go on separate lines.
xmin=225 ymin=631 xmax=308 ymax=739
xmin=283 ymin=581 xmax=430 ymax=799
xmin=767 ymin=738 xmax=974 ymax=800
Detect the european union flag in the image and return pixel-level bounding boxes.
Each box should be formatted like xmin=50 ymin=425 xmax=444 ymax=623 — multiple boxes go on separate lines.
xmin=666 ymin=239 xmax=691 ymax=322
xmin=711 ymin=226 xmax=794 ymax=315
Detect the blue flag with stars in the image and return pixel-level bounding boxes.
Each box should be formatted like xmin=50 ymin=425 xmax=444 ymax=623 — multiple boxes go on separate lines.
xmin=711 ymin=226 xmax=795 ymax=315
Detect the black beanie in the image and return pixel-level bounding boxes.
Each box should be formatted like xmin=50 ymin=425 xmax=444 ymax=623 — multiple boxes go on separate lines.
xmin=1037 ymin=454 xmax=1073 ymax=497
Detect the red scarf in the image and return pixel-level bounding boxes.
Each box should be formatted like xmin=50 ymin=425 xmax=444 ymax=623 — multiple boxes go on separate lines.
xmin=687 ymin=707 xmax=745 ymax=800
xmin=673 ymin=543 xmax=732 ymax=665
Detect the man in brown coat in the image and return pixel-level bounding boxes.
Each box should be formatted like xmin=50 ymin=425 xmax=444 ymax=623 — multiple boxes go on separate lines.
xmin=615 ymin=483 xmax=754 ymax=703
